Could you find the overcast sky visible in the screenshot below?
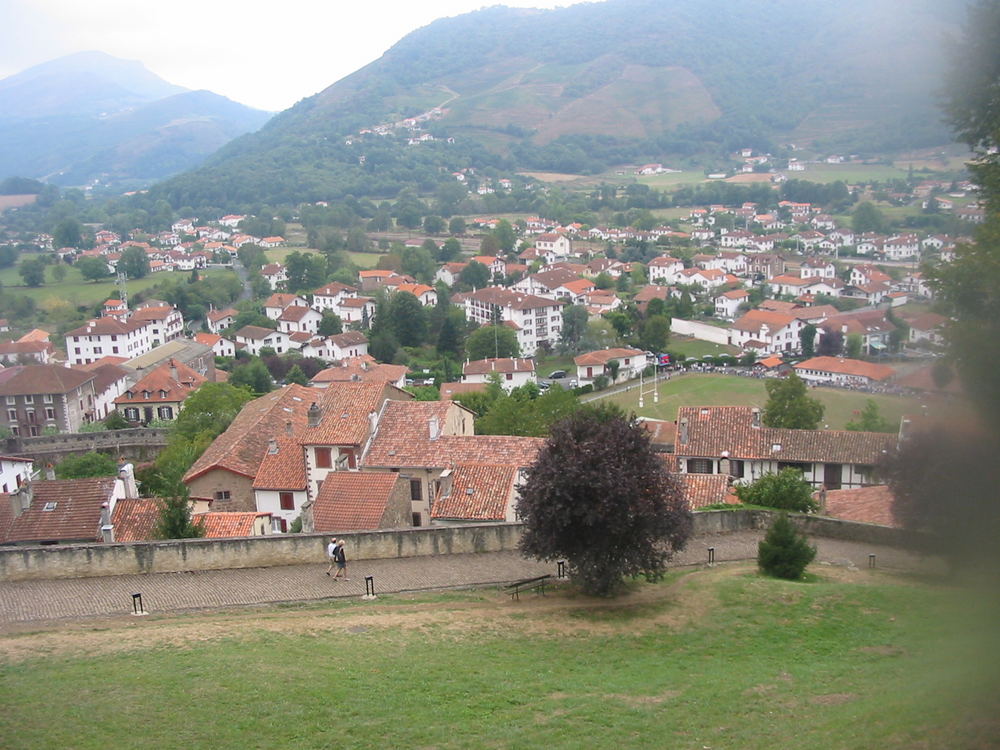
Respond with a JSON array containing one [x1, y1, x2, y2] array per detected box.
[[0, 0, 591, 112]]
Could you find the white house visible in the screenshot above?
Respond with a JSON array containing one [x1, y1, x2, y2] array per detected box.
[[234, 326, 291, 356], [312, 282, 358, 312], [264, 293, 308, 320], [459, 287, 564, 355], [131, 303, 185, 348], [647, 256, 684, 284], [194, 333, 236, 358], [793, 356, 895, 387], [534, 232, 572, 257], [66, 318, 154, 366], [462, 358, 536, 392], [277, 305, 323, 335], [729, 310, 804, 354], [714, 289, 749, 319], [574, 348, 648, 385], [0, 455, 34, 495]]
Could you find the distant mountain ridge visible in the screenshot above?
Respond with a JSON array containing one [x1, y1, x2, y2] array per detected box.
[[158, 0, 965, 208], [0, 51, 272, 187]]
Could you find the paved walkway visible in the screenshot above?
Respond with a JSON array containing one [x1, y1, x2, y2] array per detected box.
[[0, 531, 937, 628]]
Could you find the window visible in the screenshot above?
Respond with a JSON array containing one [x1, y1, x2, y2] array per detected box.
[[687, 458, 713, 474], [4, 396, 13, 405], [26, 410, 35, 424], [142, 391, 150, 400], [730, 460, 745, 479], [214, 490, 231, 501], [409, 479, 422, 501], [43, 394, 53, 404], [7, 409, 15, 421], [23, 395, 32, 404], [157, 406, 173, 420], [45, 408, 55, 420], [279, 492, 295, 510], [315, 447, 332, 468]]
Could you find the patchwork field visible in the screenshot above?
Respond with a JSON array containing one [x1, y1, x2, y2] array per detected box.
[[1, 565, 995, 749]]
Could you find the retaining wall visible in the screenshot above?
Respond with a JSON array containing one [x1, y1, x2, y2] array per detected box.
[[0, 511, 921, 582], [670, 318, 731, 346]]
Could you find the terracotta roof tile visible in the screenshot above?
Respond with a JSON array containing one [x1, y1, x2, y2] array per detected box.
[[675, 406, 896, 465], [819, 485, 895, 526], [3, 478, 116, 543], [794, 357, 895, 382], [0, 365, 94, 396], [431, 465, 517, 521], [675, 473, 738, 509], [463, 358, 535, 375], [252, 438, 307, 490], [116, 359, 206, 406], [574, 348, 645, 366], [195, 511, 270, 537], [110, 497, 160, 542], [312, 471, 402, 532]]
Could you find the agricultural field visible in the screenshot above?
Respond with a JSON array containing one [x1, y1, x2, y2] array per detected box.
[[0, 257, 233, 309], [1, 565, 995, 749], [603, 373, 937, 428]]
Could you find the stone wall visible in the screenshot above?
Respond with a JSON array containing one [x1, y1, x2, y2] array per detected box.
[[669, 318, 731, 346], [0, 511, 921, 582], [4, 428, 169, 465]]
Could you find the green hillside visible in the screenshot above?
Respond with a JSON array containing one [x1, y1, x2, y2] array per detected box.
[[156, 0, 963, 208]]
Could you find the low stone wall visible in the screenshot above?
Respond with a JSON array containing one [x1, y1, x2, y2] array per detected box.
[[6, 428, 169, 464], [0, 511, 921, 582], [0, 523, 524, 582]]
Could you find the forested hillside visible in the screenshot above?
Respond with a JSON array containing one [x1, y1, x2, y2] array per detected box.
[[157, 0, 962, 209]]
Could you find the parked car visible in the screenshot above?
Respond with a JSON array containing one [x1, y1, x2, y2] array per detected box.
[[548, 370, 568, 379]]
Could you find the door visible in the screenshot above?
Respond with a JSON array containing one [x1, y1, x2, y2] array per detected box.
[[823, 463, 842, 490]]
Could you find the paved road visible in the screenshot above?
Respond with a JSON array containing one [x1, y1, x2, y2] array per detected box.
[[0, 531, 936, 627]]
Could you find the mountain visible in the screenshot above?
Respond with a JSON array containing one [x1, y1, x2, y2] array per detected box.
[[158, 0, 964, 208], [0, 52, 272, 187]]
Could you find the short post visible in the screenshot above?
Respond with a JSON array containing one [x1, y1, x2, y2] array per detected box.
[[363, 575, 376, 600], [868, 553, 876, 569], [131, 592, 147, 616], [707, 547, 715, 565], [557, 560, 566, 578]]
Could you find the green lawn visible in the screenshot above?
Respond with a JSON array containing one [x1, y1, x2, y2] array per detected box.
[[603, 373, 928, 428], [0, 258, 234, 310], [1, 567, 996, 749]]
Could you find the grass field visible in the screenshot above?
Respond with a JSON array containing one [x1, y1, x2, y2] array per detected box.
[[603, 373, 930, 428], [1, 565, 996, 749], [0, 258, 234, 309]]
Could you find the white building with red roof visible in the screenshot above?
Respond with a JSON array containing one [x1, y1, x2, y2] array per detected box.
[[459, 287, 565, 355], [462, 358, 535, 392], [574, 348, 648, 385]]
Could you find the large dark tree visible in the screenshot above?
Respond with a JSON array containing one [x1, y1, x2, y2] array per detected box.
[[118, 246, 150, 279], [926, 0, 1000, 432], [465, 324, 519, 360], [882, 428, 1000, 568], [518, 409, 692, 596], [763, 373, 824, 429]]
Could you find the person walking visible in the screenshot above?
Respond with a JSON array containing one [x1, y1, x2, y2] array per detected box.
[[326, 538, 340, 576], [332, 538, 349, 581]]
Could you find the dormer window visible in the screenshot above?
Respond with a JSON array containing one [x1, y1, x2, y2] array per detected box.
[[159, 390, 168, 399], [142, 391, 150, 399]]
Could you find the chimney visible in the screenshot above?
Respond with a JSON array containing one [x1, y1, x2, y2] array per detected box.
[[678, 418, 688, 445], [285, 420, 293, 436], [10, 483, 32, 519], [429, 416, 441, 441], [44, 463, 55, 481], [169, 359, 178, 382], [307, 402, 321, 427], [118, 460, 138, 498], [267, 438, 279, 454], [751, 408, 761, 428]]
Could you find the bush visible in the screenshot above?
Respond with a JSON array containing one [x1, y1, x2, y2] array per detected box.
[[734, 468, 817, 512], [758, 513, 816, 580]]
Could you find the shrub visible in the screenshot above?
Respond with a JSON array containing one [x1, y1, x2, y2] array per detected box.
[[734, 468, 817, 512], [758, 513, 816, 580]]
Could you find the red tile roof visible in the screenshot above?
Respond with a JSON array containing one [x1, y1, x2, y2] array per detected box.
[[675, 406, 896, 465], [195, 511, 270, 537], [818, 485, 896, 526], [675, 473, 738, 509], [732, 310, 799, 334], [574, 348, 645, 366], [252, 438, 307, 490], [794, 357, 895, 382], [311, 362, 407, 386], [0, 365, 94, 396], [116, 359, 207, 406], [431, 465, 517, 521], [110, 497, 160, 542], [3, 478, 116, 543], [440, 382, 488, 399], [312, 471, 402, 532], [463, 358, 535, 375]]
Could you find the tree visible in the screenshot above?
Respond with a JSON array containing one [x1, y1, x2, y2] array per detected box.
[[763, 373, 824, 429], [172, 382, 254, 443], [493, 219, 516, 253], [882, 427, 1000, 568], [230, 359, 274, 394], [52, 217, 82, 249], [479, 234, 501, 255], [734, 468, 817, 512], [465, 325, 519, 360], [560, 305, 589, 351], [448, 217, 466, 235], [154, 489, 205, 540], [103, 411, 130, 430], [845, 399, 895, 433], [118, 246, 150, 279], [18, 258, 45, 287], [639, 314, 670, 353], [52, 263, 67, 282], [55, 452, 118, 479], [845, 333, 863, 359], [851, 202, 886, 234], [800, 323, 817, 358], [757, 513, 816, 580], [517, 410, 693, 596], [285, 364, 309, 385], [606, 359, 621, 382], [388, 291, 427, 346], [318, 312, 343, 336], [924, 1, 1000, 432], [459, 261, 490, 289], [436, 314, 462, 356], [423, 215, 446, 235], [438, 237, 461, 262], [817, 328, 843, 357]]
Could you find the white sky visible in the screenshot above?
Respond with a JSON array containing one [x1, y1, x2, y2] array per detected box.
[[0, 0, 591, 112]]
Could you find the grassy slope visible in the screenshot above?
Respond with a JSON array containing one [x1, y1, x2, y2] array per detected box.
[[1, 568, 995, 749], [602, 373, 932, 428]]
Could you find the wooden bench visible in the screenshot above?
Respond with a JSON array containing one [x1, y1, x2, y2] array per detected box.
[[505, 574, 552, 600]]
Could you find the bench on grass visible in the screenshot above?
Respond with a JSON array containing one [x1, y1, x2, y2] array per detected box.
[[505, 574, 552, 600]]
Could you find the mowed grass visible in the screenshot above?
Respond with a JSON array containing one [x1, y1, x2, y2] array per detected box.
[[1, 568, 996, 749], [0, 258, 234, 309], [603, 373, 930, 427]]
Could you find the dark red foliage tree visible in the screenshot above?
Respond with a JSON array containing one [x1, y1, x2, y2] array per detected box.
[[517, 409, 692, 596]]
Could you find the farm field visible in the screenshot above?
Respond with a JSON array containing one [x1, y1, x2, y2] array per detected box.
[[1, 565, 995, 749], [603, 373, 935, 428], [0, 257, 233, 309]]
